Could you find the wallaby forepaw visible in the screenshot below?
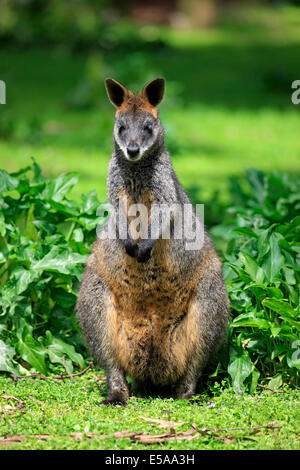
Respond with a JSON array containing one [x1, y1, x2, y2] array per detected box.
[[123, 239, 139, 258], [137, 245, 152, 263]]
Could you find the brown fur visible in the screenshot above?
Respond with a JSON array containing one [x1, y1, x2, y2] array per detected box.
[[76, 77, 230, 405], [118, 188, 153, 242], [93, 219, 221, 385], [95, 252, 196, 384], [116, 94, 158, 118]]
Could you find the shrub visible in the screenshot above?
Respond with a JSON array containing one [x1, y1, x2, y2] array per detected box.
[[212, 169, 300, 391], [0, 161, 105, 375]]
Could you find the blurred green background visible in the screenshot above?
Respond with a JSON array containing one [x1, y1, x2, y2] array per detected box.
[[0, 0, 300, 224]]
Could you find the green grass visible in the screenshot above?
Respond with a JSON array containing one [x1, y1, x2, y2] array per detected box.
[[0, 369, 299, 450]]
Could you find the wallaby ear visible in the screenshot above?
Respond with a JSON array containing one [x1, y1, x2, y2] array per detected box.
[[105, 78, 129, 108], [142, 78, 165, 107]]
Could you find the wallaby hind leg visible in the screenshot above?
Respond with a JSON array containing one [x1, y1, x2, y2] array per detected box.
[[98, 366, 129, 407], [176, 266, 229, 400], [175, 370, 198, 400], [76, 254, 129, 406]]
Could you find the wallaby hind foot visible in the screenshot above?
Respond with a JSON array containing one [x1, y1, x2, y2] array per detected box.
[[98, 367, 129, 407]]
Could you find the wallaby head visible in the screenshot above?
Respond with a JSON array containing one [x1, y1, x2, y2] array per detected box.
[[105, 77, 165, 162]]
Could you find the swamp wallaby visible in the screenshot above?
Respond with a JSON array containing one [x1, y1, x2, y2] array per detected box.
[[76, 77, 230, 406]]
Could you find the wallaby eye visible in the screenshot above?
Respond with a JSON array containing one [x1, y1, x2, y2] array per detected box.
[[118, 123, 125, 134], [144, 123, 153, 133]]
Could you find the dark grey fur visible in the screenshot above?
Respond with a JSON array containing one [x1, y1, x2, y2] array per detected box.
[[76, 78, 230, 406]]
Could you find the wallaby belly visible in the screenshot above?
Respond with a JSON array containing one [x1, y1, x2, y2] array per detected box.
[[107, 296, 199, 384]]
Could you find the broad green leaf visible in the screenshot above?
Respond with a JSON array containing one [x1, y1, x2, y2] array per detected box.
[[228, 348, 253, 393], [0, 340, 19, 374], [78, 216, 105, 231], [80, 190, 100, 214], [16, 335, 47, 374], [47, 200, 78, 216], [247, 169, 265, 203], [0, 212, 6, 237], [277, 215, 300, 236], [42, 172, 79, 202], [262, 233, 285, 282], [11, 267, 39, 295], [232, 317, 270, 329], [250, 367, 260, 394], [233, 227, 258, 238], [226, 262, 252, 284], [45, 331, 84, 369], [0, 170, 19, 194], [285, 284, 299, 305], [268, 375, 282, 390], [239, 251, 264, 283], [283, 267, 296, 285], [73, 228, 84, 242], [264, 287, 283, 299], [25, 204, 38, 241], [257, 229, 270, 263], [263, 298, 298, 317], [270, 326, 282, 338], [32, 246, 87, 275]]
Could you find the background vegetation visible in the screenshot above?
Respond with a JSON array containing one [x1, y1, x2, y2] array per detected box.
[[0, 0, 299, 450]]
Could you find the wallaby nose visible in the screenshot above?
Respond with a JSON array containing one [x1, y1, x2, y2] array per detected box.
[[127, 145, 140, 159]]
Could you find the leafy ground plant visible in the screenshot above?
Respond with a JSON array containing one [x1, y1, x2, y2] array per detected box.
[[212, 169, 300, 392], [0, 161, 105, 376]]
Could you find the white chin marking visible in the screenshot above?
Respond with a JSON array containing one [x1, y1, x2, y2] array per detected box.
[[125, 153, 142, 162]]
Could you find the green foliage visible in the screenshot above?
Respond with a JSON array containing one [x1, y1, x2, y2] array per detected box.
[[212, 169, 300, 392], [0, 161, 105, 375], [0, 0, 108, 48], [0, 0, 167, 53], [0, 164, 299, 394]]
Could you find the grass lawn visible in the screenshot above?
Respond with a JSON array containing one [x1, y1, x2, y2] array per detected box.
[[0, 368, 299, 450]]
